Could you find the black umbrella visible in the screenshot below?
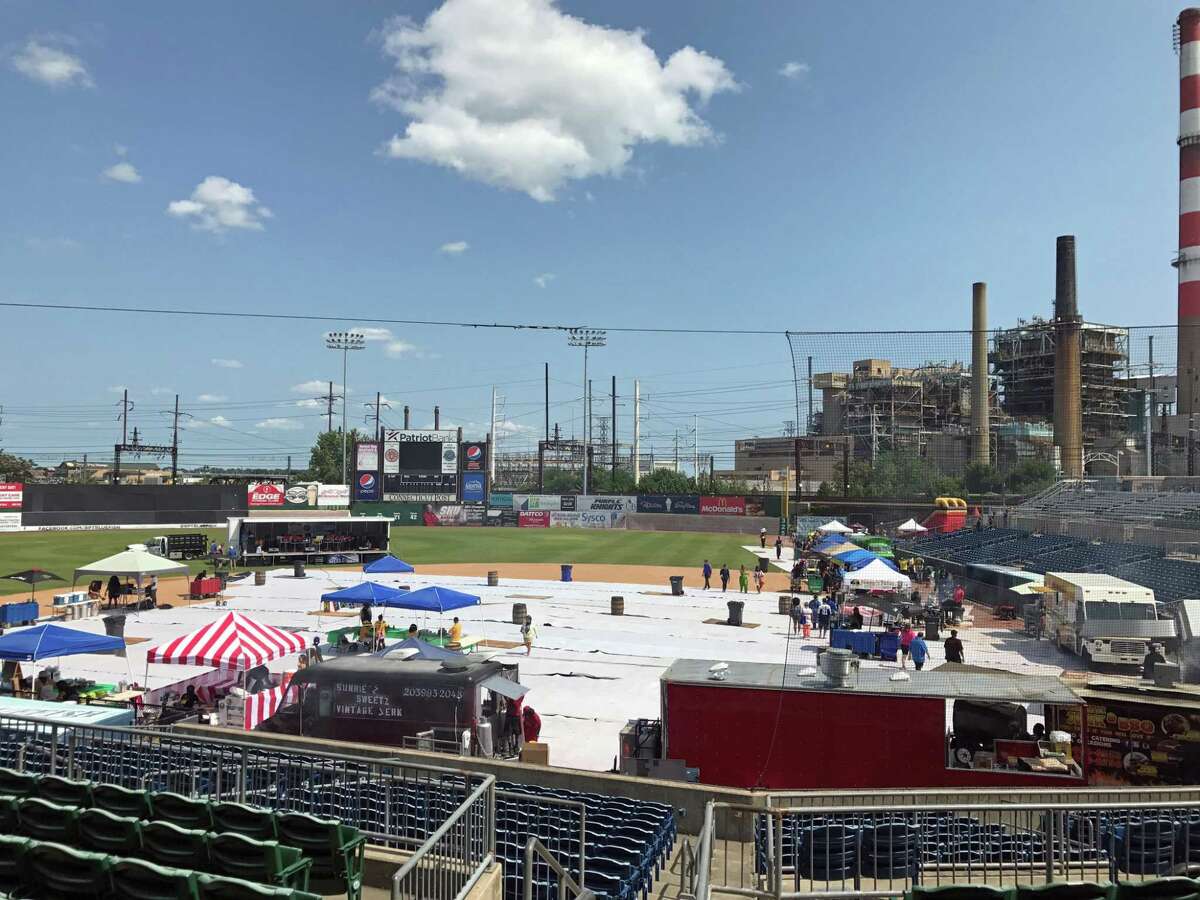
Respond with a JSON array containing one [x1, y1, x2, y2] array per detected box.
[[1, 569, 64, 603]]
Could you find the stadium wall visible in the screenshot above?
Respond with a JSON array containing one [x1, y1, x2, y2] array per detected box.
[[1007, 512, 1197, 552], [20, 484, 246, 526], [626, 512, 779, 535]]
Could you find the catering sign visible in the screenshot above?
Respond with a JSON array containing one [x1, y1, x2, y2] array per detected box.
[[0, 483, 24, 509], [247, 482, 286, 507], [700, 496, 746, 516]]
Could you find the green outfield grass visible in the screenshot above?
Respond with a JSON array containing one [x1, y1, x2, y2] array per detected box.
[[0, 526, 763, 596]]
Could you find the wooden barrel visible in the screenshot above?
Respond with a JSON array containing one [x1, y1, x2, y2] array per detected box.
[[254, 571, 266, 587], [512, 602, 527, 625], [487, 570, 499, 587], [611, 596, 624, 616], [778, 595, 792, 615]]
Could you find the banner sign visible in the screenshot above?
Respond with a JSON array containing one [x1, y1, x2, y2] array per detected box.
[[636, 494, 700, 514], [461, 472, 486, 503], [247, 482, 286, 508], [700, 495, 746, 516], [515, 494, 561, 512], [1061, 700, 1193, 786], [0, 483, 22, 510], [461, 441, 487, 472], [485, 509, 519, 527], [549, 511, 579, 528], [382, 429, 459, 500], [423, 503, 485, 526], [576, 495, 636, 513], [355, 471, 380, 502], [356, 442, 379, 472], [317, 484, 350, 507], [0, 513, 21, 532], [581, 510, 621, 528], [488, 492, 513, 509], [518, 510, 550, 528]]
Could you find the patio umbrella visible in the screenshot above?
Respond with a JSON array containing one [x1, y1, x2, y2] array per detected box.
[[1, 569, 64, 602]]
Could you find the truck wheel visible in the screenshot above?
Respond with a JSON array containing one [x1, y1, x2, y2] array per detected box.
[[1081, 646, 1094, 669]]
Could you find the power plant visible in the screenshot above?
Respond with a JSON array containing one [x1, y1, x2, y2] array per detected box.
[[1178, 8, 1200, 416]]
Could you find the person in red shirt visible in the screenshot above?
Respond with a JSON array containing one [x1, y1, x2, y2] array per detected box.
[[522, 706, 542, 743]]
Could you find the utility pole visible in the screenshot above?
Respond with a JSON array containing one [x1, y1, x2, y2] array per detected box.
[[674, 430, 679, 473], [287, 455, 292, 477], [544, 363, 550, 444], [633, 380, 641, 486], [327, 382, 334, 433], [693, 414, 699, 483], [807, 356, 814, 434], [490, 387, 498, 486], [611, 375, 617, 477], [567, 328, 606, 495], [170, 393, 180, 485], [374, 391, 382, 443], [120, 389, 131, 444]]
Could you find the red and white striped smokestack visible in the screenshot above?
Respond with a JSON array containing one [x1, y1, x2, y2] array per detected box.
[[1178, 8, 1200, 415]]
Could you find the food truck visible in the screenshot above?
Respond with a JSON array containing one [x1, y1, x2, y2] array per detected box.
[[259, 655, 527, 757], [659, 656, 1086, 790], [1043, 573, 1175, 669]]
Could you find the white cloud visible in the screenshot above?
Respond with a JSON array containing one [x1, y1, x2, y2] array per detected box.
[[372, 0, 737, 201], [11, 39, 93, 89], [149, 387, 173, 396], [210, 358, 243, 369], [167, 176, 272, 233], [354, 327, 394, 342], [102, 161, 141, 184], [196, 394, 227, 403], [294, 398, 323, 409], [292, 380, 344, 395], [386, 340, 417, 358], [440, 240, 469, 254], [778, 61, 810, 79], [495, 419, 532, 434], [533, 272, 555, 288], [209, 416, 232, 427], [256, 418, 303, 431]]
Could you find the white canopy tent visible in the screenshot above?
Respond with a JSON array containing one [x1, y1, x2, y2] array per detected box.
[[844, 558, 912, 593], [896, 518, 928, 535], [816, 520, 853, 534], [75, 545, 189, 580]]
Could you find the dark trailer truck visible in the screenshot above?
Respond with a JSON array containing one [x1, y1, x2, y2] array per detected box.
[[259, 656, 526, 757]]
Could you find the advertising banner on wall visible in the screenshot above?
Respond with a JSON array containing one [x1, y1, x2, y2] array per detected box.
[[581, 510, 622, 528], [576, 495, 636, 513], [1061, 700, 1200, 786], [514, 495, 562, 512], [317, 484, 350, 507], [423, 503, 485, 526], [636, 494, 700, 514], [518, 510, 550, 528], [0, 483, 22, 510], [461, 472, 486, 503], [700, 496, 746, 516], [355, 472, 380, 502], [549, 511, 579, 528], [356, 442, 379, 473], [382, 429, 459, 500], [461, 441, 487, 472], [0, 513, 21, 532], [488, 492, 513, 509], [247, 482, 286, 508], [485, 509, 519, 527]]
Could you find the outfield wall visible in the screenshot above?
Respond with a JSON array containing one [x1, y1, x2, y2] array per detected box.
[[20, 484, 245, 527], [625, 511, 778, 535]]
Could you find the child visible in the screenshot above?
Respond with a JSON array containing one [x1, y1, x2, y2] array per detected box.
[[753, 567, 764, 593], [738, 565, 749, 594], [521, 615, 537, 656]]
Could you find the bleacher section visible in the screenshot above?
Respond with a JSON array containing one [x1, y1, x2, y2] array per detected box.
[[899, 525, 1200, 603], [0, 723, 675, 900], [1018, 480, 1200, 529]]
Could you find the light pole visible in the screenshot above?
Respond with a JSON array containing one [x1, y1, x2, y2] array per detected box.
[[567, 327, 606, 495], [324, 331, 365, 485]]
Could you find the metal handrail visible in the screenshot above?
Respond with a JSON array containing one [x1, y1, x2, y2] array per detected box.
[[692, 799, 716, 900], [391, 773, 496, 900], [498, 788, 587, 890], [524, 838, 596, 900]]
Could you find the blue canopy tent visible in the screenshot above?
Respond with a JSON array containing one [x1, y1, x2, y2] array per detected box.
[[0, 624, 125, 662], [375, 637, 462, 661], [362, 555, 415, 574], [320, 581, 409, 609], [378, 586, 480, 614], [834, 549, 900, 572]]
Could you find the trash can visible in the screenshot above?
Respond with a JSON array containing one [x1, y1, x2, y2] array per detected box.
[[561, 564, 573, 583], [254, 571, 266, 587], [487, 570, 499, 587], [925, 614, 940, 642], [669, 575, 685, 596], [611, 596, 624, 616], [778, 595, 793, 615], [758, 557, 770, 573], [727, 600, 745, 627], [293, 560, 306, 578], [512, 602, 527, 625]]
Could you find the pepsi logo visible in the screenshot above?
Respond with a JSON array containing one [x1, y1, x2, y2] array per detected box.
[[466, 445, 483, 461], [358, 474, 376, 490]]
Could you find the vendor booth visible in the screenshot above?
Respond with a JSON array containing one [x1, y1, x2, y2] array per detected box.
[[74, 545, 187, 609], [817, 520, 853, 534], [844, 558, 911, 593], [363, 555, 415, 574], [320, 581, 408, 610], [0, 624, 128, 703]]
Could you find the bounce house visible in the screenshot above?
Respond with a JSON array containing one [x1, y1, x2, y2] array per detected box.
[[921, 496, 968, 533]]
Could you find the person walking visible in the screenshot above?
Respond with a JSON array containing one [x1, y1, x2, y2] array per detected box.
[[817, 598, 831, 637], [738, 565, 749, 594], [775, 535, 783, 560], [374, 614, 387, 651], [944, 629, 965, 664], [760, 527, 767, 549], [790, 598, 805, 635], [106, 574, 121, 608], [702, 560, 713, 590], [753, 567, 764, 594], [719, 564, 730, 592], [899, 623, 917, 670], [910, 632, 929, 671], [521, 615, 537, 656]]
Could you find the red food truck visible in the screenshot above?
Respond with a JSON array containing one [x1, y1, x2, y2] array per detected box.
[[660, 656, 1087, 790]]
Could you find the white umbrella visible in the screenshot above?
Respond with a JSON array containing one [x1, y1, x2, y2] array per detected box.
[[845, 558, 912, 593], [896, 518, 928, 534], [74, 544, 188, 579], [817, 520, 853, 534]]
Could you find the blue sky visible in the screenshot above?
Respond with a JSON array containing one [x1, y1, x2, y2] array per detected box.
[[0, 0, 1185, 471]]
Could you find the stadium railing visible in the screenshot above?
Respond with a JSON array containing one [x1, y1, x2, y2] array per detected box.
[[522, 837, 595, 900], [690, 792, 1200, 900]]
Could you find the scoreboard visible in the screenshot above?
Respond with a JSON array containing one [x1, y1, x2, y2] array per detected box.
[[381, 429, 459, 501]]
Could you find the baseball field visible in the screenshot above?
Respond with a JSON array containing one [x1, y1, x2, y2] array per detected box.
[[0, 527, 769, 597]]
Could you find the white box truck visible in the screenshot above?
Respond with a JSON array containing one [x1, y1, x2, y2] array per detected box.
[[1044, 572, 1175, 668]]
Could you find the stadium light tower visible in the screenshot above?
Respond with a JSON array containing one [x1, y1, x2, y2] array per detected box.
[[567, 327, 606, 495], [324, 331, 366, 485]]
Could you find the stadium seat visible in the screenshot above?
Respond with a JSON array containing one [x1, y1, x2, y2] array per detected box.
[[35, 774, 93, 808], [1111, 877, 1200, 900], [108, 858, 201, 900], [206, 833, 311, 891], [151, 792, 215, 831], [274, 811, 366, 900], [78, 807, 143, 855], [909, 888, 1009, 900], [0, 769, 35, 799], [212, 802, 277, 841], [0, 836, 27, 895], [23, 841, 111, 899], [142, 821, 212, 872], [1014, 884, 1111, 900], [0, 797, 17, 834], [195, 873, 322, 900], [16, 798, 78, 844], [93, 782, 153, 820]]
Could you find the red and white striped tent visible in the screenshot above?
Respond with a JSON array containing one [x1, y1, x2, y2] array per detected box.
[[146, 611, 306, 671]]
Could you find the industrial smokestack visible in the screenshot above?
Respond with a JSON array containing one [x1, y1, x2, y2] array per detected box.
[[434, 406, 440, 430], [971, 282, 990, 466], [403, 405, 410, 429], [1178, 8, 1200, 415], [1053, 235, 1084, 478]]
